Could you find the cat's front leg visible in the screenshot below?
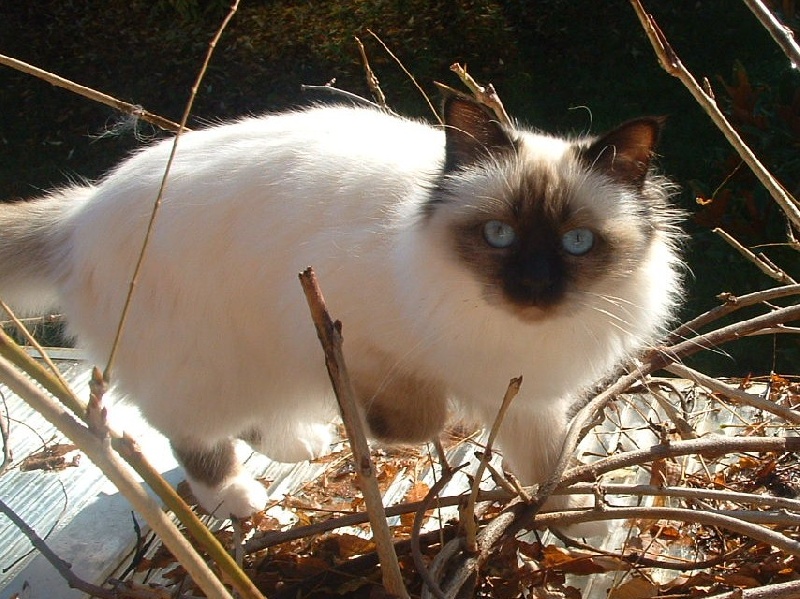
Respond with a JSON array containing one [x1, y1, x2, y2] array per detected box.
[[241, 421, 335, 463], [494, 402, 606, 537], [353, 366, 448, 444], [172, 438, 268, 518], [493, 402, 566, 486]]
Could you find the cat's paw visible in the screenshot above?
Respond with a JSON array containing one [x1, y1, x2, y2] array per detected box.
[[189, 472, 269, 519], [260, 422, 335, 463], [542, 493, 609, 539], [298, 422, 335, 460]]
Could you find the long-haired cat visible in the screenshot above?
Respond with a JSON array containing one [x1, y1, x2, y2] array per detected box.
[[0, 94, 682, 518]]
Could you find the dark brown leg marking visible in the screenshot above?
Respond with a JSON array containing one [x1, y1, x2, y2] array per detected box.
[[356, 372, 448, 444], [172, 438, 238, 487]]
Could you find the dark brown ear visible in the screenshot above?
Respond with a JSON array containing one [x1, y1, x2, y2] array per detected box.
[[581, 117, 665, 188], [442, 94, 516, 172]]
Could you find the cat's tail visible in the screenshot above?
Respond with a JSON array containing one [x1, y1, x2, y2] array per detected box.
[[0, 187, 92, 314]]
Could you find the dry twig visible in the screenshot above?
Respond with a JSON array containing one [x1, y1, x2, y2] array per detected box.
[[0, 355, 237, 599], [742, 0, 800, 68], [713, 227, 797, 284], [0, 497, 117, 598], [299, 266, 409, 599], [464, 377, 521, 553], [0, 54, 182, 133], [355, 36, 387, 108], [449, 63, 512, 127], [367, 29, 442, 125], [104, 0, 240, 381], [630, 0, 800, 232]]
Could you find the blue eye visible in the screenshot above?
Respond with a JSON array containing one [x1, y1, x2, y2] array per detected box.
[[483, 220, 517, 248], [561, 228, 594, 255]]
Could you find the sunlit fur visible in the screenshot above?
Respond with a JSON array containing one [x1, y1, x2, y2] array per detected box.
[[0, 101, 683, 517]]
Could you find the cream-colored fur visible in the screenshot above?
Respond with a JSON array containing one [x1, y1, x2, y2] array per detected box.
[[0, 101, 682, 517]]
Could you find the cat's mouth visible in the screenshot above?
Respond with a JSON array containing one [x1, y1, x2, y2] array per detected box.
[[488, 295, 576, 323]]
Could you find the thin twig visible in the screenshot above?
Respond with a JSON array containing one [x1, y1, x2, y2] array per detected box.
[[0, 299, 79, 416], [355, 36, 387, 108], [299, 84, 383, 109], [706, 578, 800, 599], [367, 29, 442, 125], [0, 355, 236, 599], [714, 227, 797, 284], [436, 302, 800, 595], [1, 390, 12, 476], [0, 497, 118, 598], [104, 0, 240, 381], [565, 482, 800, 513], [664, 303, 800, 361], [298, 267, 409, 599], [0, 327, 84, 418], [533, 505, 800, 556], [1, 322, 252, 591], [647, 384, 698, 439], [464, 377, 521, 552], [0, 53, 182, 133], [563, 433, 800, 486], [668, 285, 800, 343], [665, 362, 800, 424], [449, 63, 512, 127], [630, 0, 800, 232], [0, 313, 63, 329], [742, 0, 800, 68], [411, 464, 465, 599], [421, 538, 465, 599]]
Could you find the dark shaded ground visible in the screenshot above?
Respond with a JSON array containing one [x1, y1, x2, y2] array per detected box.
[[0, 0, 797, 373]]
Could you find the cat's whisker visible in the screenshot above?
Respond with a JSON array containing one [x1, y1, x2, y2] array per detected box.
[[0, 92, 684, 524]]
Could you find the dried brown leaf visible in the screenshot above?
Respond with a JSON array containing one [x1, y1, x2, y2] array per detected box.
[[608, 577, 659, 599]]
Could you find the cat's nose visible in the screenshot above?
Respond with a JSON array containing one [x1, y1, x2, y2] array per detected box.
[[506, 254, 565, 307]]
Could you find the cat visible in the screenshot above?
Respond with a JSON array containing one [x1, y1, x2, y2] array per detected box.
[[0, 94, 683, 519]]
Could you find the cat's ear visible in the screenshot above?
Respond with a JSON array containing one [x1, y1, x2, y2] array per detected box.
[[442, 94, 516, 172], [581, 117, 665, 188]]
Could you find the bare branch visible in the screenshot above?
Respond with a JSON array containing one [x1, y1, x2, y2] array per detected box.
[[629, 0, 800, 232], [742, 0, 800, 68], [714, 227, 797, 284], [464, 377, 521, 553], [299, 266, 409, 599], [665, 362, 800, 424], [367, 29, 442, 125], [355, 36, 387, 108], [533, 506, 800, 556], [0, 53, 182, 133], [449, 63, 512, 127], [300, 83, 383, 109], [668, 285, 800, 343], [0, 497, 118, 598], [563, 434, 800, 486], [0, 355, 236, 599], [104, 0, 241, 381]]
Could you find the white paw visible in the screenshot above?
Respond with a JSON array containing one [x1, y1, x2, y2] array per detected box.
[[542, 493, 609, 539], [262, 422, 335, 463], [299, 422, 335, 460], [189, 472, 269, 519]]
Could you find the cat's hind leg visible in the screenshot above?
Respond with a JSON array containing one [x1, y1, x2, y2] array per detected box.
[[172, 437, 268, 518], [241, 421, 335, 464]]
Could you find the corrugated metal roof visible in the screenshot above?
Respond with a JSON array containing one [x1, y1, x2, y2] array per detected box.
[[1, 352, 787, 598]]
